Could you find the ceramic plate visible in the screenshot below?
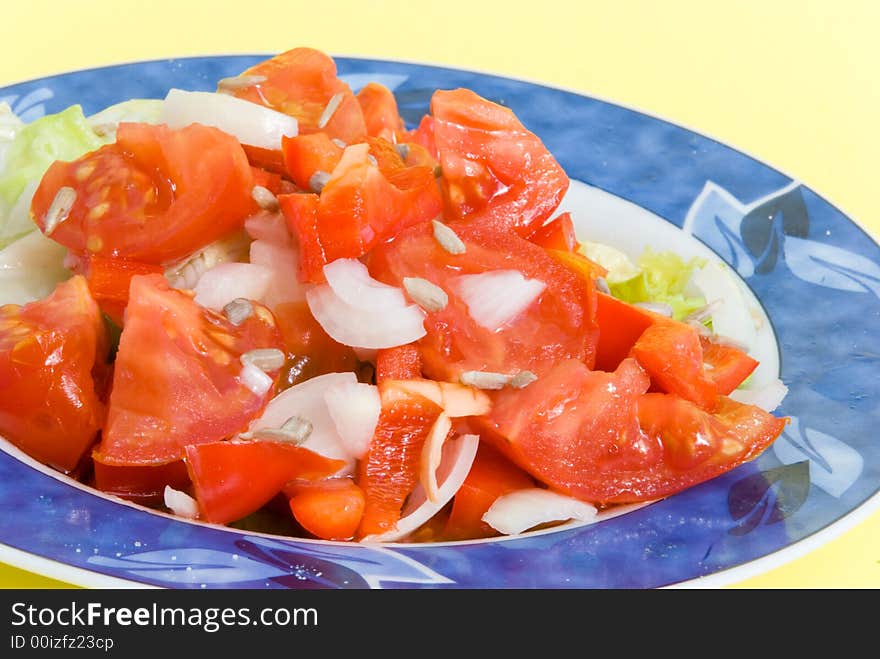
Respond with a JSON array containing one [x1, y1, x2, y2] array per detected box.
[[1, 55, 879, 589]]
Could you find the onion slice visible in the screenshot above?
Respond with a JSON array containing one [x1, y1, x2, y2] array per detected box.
[[453, 270, 546, 331], [729, 377, 789, 412], [193, 262, 272, 311], [243, 372, 358, 472], [306, 284, 426, 350], [323, 258, 408, 311], [163, 485, 200, 519], [360, 433, 480, 543], [419, 412, 452, 504], [482, 488, 598, 535], [160, 88, 298, 150], [323, 381, 382, 460]]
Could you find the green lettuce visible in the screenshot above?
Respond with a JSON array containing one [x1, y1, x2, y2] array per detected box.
[[608, 247, 707, 320], [0, 104, 104, 246]]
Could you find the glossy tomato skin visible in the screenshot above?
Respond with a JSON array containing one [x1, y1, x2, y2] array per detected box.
[[368, 221, 599, 381], [630, 393, 788, 502], [185, 440, 345, 524], [481, 357, 654, 504], [32, 122, 254, 267], [280, 143, 442, 282], [429, 88, 569, 237], [92, 274, 284, 468], [0, 276, 108, 473], [356, 82, 405, 141], [229, 47, 367, 144]]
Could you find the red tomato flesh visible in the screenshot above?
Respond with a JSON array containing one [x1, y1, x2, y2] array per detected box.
[[0, 276, 108, 473]]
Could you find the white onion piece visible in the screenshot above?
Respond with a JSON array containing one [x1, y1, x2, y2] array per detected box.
[[306, 284, 426, 350], [482, 488, 598, 536], [323, 258, 408, 311], [245, 210, 292, 246], [240, 362, 274, 397], [160, 88, 298, 150], [323, 381, 381, 460], [453, 270, 546, 331], [163, 486, 200, 519], [687, 261, 758, 353], [420, 413, 452, 504], [249, 240, 309, 307], [245, 372, 357, 471], [360, 433, 480, 543], [729, 377, 789, 412], [193, 262, 272, 311]]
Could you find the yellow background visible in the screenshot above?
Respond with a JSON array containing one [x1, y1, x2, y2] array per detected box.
[[0, 0, 878, 588]]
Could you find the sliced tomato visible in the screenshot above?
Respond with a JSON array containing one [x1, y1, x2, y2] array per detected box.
[[70, 254, 163, 326], [368, 221, 598, 381], [229, 47, 367, 144], [407, 114, 438, 159], [430, 88, 569, 237], [375, 344, 422, 383], [594, 292, 657, 372], [32, 122, 254, 267], [481, 357, 653, 504], [631, 320, 720, 410], [700, 335, 759, 394], [632, 393, 788, 500], [444, 442, 535, 540], [92, 460, 190, 506], [243, 145, 288, 178], [356, 385, 443, 538], [356, 82, 405, 141], [185, 440, 346, 524], [279, 143, 443, 282], [286, 477, 366, 541], [92, 274, 284, 468], [527, 212, 580, 252], [271, 300, 359, 388], [0, 276, 108, 473], [281, 132, 344, 191]]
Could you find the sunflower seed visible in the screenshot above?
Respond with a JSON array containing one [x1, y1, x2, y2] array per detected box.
[[460, 370, 511, 390], [240, 415, 313, 445], [43, 187, 77, 235], [223, 298, 254, 326], [217, 74, 267, 92], [509, 370, 538, 389], [331, 138, 348, 149], [395, 143, 410, 160], [403, 277, 448, 312], [431, 220, 466, 255], [595, 277, 611, 295], [251, 185, 279, 211], [317, 92, 344, 129], [240, 348, 286, 372], [309, 170, 331, 193]]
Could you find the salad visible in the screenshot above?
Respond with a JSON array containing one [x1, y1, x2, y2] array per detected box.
[[0, 47, 789, 543]]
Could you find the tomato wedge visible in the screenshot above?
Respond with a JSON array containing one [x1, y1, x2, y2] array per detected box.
[[527, 212, 580, 252], [368, 221, 598, 381], [32, 122, 255, 267], [185, 440, 346, 524], [632, 393, 788, 500], [356, 384, 444, 538], [699, 335, 759, 394], [482, 357, 653, 504], [429, 88, 569, 237], [93, 274, 284, 468], [375, 344, 423, 383], [279, 142, 442, 282], [356, 82, 405, 141], [0, 276, 108, 473], [228, 47, 367, 144]]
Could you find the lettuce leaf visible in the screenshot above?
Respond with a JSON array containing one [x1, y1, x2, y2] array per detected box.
[[608, 247, 706, 320], [0, 104, 104, 247]]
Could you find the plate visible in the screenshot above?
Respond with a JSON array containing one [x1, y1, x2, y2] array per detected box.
[[1, 55, 879, 589]]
